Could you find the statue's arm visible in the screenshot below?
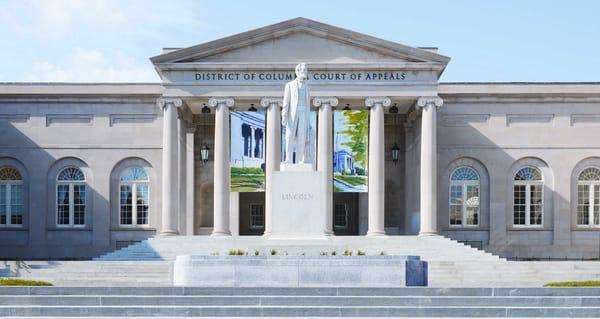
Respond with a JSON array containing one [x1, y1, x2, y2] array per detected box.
[[282, 83, 290, 125]]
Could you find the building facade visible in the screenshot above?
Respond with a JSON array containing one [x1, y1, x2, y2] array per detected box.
[[1, 18, 600, 259]]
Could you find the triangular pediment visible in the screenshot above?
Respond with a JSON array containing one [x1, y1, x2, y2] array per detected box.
[[150, 17, 450, 65]]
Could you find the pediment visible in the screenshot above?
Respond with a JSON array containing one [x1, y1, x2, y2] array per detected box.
[[151, 17, 450, 65]]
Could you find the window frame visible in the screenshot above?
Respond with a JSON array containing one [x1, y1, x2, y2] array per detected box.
[[249, 203, 265, 229], [55, 166, 86, 228], [118, 167, 150, 227], [448, 166, 480, 228], [0, 167, 23, 228], [334, 203, 349, 230], [576, 167, 600, 228], [512, 166, 544, 228]]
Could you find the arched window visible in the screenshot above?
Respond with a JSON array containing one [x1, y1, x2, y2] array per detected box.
[[119, 167, 149, 226], [577, 167, 600, 227], [449, 166, 480, 226], [56, 167, 86, 226], [0, 167, 23, 227], [513, 166, 543, 227]]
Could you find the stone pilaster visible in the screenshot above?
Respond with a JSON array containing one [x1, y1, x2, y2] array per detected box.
[[157, 98, 183, 236], [185, 126, 196, 236], [260, 97, 283, 236], [208, 97, 235, 236], [313, 96, 338, 235], [365, 96, 391, 236], [416, 96, 443, 236]]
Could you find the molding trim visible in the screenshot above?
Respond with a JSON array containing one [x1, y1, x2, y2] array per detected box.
[[416, 96, 443, 110], [506, 114, 554, 127], [208, 97, 235, 108], [312, 96, 339, 108], [442, 114, 490, 127], [259, 96, 283, 108], [571, 114, 600, 126], [156, 98, 183, 110], [46, 114, 93, 127], [109, 114, 157, 127], [364, 96, 391, 108]]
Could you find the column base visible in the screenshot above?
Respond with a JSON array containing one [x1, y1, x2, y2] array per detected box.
[[366, 231, 386, 237], [159, 230, 179, 236], [210, 231, 232, 237], [418, 231, 439, 237]]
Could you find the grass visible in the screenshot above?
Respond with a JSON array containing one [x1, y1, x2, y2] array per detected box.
[[334, 174, 367, 187], [545, 281, 600, 287], [0, 278, 52, 286]]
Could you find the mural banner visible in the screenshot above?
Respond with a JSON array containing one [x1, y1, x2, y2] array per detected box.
[[230, 111, 266, 192], [333, 110, 369, 192]]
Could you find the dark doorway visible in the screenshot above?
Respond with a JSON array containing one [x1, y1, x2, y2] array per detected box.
[[333, 193, 359, 235]]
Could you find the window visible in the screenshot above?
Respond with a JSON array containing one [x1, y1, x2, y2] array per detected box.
[[334, 203, 348, 229], [0, 167, 23, 227], [249, 203, 264, 229], [56, 167, 86, 226], [449, 166, 480, 226], [513, 166, 543, 227], [577, 167, 600, 227], [119, 167, 149, 226]]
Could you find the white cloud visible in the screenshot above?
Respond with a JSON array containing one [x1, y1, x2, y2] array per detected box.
[[29, 48, 159, 82]]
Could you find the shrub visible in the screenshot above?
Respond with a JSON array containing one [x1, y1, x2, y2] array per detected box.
[[545, 281, 600, 287], [343, 249, 353, 256], [270, 249, 277, 256], [228, 249, 245, 256], [357, 250, 366, 256], [320, 251, 328, 256], [331, 251, 337, 256], [0, 278, 52, 286], [379, 251, 386, 256], [254, 250, 260, 256]]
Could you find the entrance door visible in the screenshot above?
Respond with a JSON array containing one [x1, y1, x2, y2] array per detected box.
[[333, 193, 359, 235]]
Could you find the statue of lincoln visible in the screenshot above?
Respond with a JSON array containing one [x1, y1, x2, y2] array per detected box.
[[282, 62, 311, 164]]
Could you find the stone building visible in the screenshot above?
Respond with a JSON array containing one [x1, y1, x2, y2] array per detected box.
[[1, 18, 600, 259]]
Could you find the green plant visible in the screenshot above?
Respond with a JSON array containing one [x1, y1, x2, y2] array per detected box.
[[357, 250, 366, 256], [254, 250, 260, 256], [331, 250, 337, 256], [545, 281, 600, 287], [379, 251, 386, 256], [270, 249, 277, 256], [228, 249, 245, 256], [320, 251, 328, 256], [0, 278, 52, 286], [343, 249, 353, 256]]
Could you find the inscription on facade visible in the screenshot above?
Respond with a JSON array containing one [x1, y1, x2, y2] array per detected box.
[[195, 71, 408, 82], [281, 193, 314, 201]]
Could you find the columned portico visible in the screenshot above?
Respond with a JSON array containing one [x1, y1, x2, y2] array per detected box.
[[365, 96, 391, 236], [209, 97, 235, 236], [313, 96, 338, 235], [261, 97, 283, 236], [417, 96, 443, 236], [157, 98, 183, 236]]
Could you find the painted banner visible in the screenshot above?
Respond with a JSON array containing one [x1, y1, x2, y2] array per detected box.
[[333, 110, 368, 192], [230, 111, 266, 192]]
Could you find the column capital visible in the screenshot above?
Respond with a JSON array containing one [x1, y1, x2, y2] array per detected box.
[[312, 96, 339, 108], [157, 98, 183, 110], [260, 97, 283, 108], [208, 97, 235, 108], [365, 97, 391, 108], [416, 96, 443, 110]]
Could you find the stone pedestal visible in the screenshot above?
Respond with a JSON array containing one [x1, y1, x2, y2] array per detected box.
[[270, 164, 327, 238]]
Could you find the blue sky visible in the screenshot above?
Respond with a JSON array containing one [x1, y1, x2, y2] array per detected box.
[[1, 0, 598, 83]]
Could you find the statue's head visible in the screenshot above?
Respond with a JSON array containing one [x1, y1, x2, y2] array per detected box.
[[295, 63, 308, 80]]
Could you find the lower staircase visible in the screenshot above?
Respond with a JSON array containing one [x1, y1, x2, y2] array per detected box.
[[2, 286, 600, 317]]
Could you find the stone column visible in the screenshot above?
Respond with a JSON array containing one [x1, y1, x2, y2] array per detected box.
[[417, 96, 443, 236], [260, 97, 283, 236], [157, 98, 182, 236], [365, 97, 391, 236], [314, 96, 338, 235], [208, 97, 235, 236], [185, 126, 196, 236], [178, 116, 187, 235]]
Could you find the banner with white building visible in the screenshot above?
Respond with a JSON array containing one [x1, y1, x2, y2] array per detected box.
[[333, 110, 368, 192]]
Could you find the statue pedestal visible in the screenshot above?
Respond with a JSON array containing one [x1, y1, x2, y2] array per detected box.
[[270, 164, 327, 238]]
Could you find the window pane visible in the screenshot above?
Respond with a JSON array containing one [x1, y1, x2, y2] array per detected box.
[[529, 184, 543, 225], [595, 185, 600, 225], [513, 185, 526, 225], [57, 185, 70, 225], [334, 203, 348, 228], [466, 207, 478, 225], [450, 205, 462, 225], [450, 185, 462, 205], [0, 185, 6, 225], [136, 184, 149, 225], [250, 203, 264, 228], [578, 184, 590, 225], [10, 184, 23, 225], [120, 185, 133, 225], [73, 185, 85, 225]]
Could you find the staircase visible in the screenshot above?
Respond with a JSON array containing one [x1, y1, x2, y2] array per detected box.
[[2, 286, 600, 317]]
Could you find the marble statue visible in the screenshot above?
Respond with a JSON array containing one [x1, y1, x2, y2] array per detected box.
[[282, 63, 312, 164]]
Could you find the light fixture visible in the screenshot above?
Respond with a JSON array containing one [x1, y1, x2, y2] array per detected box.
[[391, 143, 400, 165], [201, 144, 210, 163], [389, 103, 399, 114], [248, 103, 257, 112], [343, 103, 351, 111], [201, 103, 210, 114]]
